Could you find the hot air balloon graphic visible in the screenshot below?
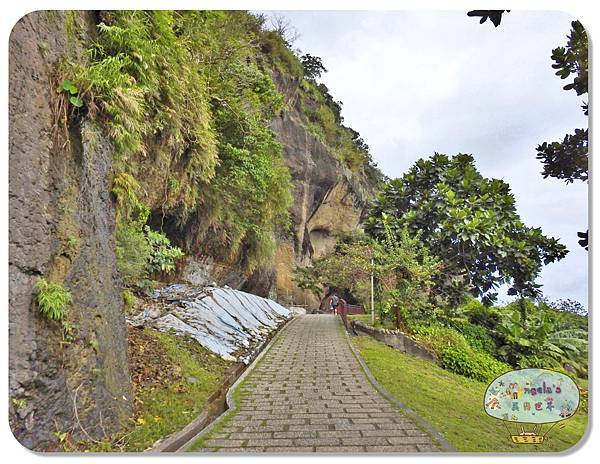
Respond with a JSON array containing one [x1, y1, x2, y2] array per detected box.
[[483, 368, 580, 444]]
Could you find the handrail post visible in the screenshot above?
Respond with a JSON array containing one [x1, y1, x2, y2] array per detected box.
[[370, 258, 375, 325]]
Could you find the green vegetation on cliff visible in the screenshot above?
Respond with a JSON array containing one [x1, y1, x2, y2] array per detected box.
[[34, 278, 71, 322], [59, 11, 379, 280]]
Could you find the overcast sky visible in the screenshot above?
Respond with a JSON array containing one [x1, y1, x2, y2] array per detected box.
[[270, 10, 588, 306]]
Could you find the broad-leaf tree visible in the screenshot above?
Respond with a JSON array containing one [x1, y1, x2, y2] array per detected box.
[[366, 153, 568, 318], [300, 53, 327, 80], [536, 20, 589, 249], [293, 228, 440, 328]]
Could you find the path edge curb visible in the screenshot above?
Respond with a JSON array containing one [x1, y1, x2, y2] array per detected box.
[[177, 315, 300, 452], [344, 328, 457, 452]]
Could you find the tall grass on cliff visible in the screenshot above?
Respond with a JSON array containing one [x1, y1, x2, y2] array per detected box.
[[62, 11, 294, 273]]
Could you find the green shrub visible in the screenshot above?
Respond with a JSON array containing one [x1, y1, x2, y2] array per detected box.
[[441, 347, 510, 382], [34, 279, 72, 321], [115, 195, 185, 286], [415, 325, 510, 382], [122, 289, 137, 312], [144, 226, 185, 273], [450, 320, 498, 355], [414, 325, 471, 353]]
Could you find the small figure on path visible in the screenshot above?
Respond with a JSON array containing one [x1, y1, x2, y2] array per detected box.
[[329, 291, 340, 315]]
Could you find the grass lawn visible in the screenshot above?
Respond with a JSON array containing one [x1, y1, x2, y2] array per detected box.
[[352, 335, 588, 453], [119, 329, 232, 451]]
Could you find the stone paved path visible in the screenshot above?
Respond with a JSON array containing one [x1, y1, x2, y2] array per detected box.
[[197, 315, 442, 453]]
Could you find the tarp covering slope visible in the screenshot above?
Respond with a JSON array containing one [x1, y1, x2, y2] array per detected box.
[[130, 285, 290, 363]]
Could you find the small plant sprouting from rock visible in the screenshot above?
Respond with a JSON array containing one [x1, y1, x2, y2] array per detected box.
[[62, 235, 80, 258], [11, 398, 27, 410], [60, 80, 83, 108], [34, 278, 72, 321], [122, 289, 136, 313], [61, 320, 77, 345]]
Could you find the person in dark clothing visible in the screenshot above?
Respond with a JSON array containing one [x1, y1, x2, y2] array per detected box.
[[329, 292, 340, 315]]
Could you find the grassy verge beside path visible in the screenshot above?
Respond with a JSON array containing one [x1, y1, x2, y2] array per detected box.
[[352, 335, 588, 453]]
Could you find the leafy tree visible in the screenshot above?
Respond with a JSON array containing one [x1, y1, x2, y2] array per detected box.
[[375, 217, 441, 328], [536, 20, 589, 249], [301, 54, 327, 80], [293, 226, 440, 329], [550, 21, 588, 98], [536, 128, 588, 183], [366, 153, 568, 317], [549, 298, 588, 317]]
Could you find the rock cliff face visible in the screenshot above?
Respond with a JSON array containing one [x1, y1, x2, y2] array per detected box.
[[179, 78, 375, 308], [9, 11, 132, 450], [269, 77, 374, 308], [8, 11, 374, 450]]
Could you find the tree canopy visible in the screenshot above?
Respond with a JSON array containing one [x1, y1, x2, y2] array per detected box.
[[365, 153, 568, 307], [293, 227, 440, 328], [300, 53, 327, 80], [536, 20, 589, 186]]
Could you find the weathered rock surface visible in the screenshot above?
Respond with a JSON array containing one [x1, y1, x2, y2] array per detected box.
[[268, 75, 374, 309], [179, 75, 375, 310], [8, 10, 373, 451], [9, 11, 132, 450]]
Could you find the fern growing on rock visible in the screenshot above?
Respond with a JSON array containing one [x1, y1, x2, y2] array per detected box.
[[34, 278, 72, 321]]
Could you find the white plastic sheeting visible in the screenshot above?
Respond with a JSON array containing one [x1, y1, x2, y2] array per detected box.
[[132, 285, 290, 363]]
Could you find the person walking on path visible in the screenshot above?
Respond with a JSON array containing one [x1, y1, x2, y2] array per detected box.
[[329, 291, 340, 316]]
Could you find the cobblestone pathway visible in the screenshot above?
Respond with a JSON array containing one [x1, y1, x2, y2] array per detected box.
[[196, 315, 443, 453]]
